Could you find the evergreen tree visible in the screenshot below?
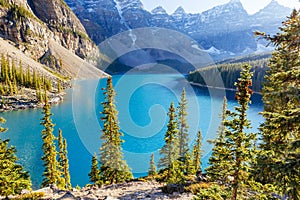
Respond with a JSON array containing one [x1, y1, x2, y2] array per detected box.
[[40, 96, 60, 187], [0, 117, 31, 196], [148, 153, 157, 176], [206, 97, 232, 184], [177, 88, 189, 159], [62, 138, 71, 189], [223, 64, 256, 200], [18, 61, 24, 86], [58, 129, 71, 189], [158, 102, 183, 183], [89, 153, 100, 184], [192, 130, 203, 173], [57, 79, 62, 94], [255, 9, 300, 199], [99, 77, 133, 184]]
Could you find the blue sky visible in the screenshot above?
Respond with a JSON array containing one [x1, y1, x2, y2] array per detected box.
[[140, 0, 300, 14]]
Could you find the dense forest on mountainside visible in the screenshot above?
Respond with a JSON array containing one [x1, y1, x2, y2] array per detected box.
[[188, 56, 269, 92]]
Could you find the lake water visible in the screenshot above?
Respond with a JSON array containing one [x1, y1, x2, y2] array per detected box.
[[0, 74, 264, 188]]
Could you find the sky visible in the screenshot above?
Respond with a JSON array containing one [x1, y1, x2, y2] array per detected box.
[[140, 0, 300, 15]]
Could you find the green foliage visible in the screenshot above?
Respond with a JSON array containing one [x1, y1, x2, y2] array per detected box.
[[177, 88, 189, 158], [192, 130, 203, 173], [188, 57, 268, 92], [0, 0, 10, 8], [40, 97, 60, 187], [0, 55, 58, 96], [10, 4, 35, 20], [223, 64, 256, 200], [88, 153, 100, 185], [196, 184, 231, 200], [13, 192, 45, 200], [255, 9, 300, 199], [158, 102, 182, 183], [148, 153, 157, 176], [98, 77, 133, 184], [0, 117, 32, 196], [206, 97, 232, 184], [58, 129, 71, 189]]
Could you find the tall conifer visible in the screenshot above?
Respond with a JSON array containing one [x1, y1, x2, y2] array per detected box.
[[206, 97, 232, 184], [192, 130, 203, 173], [99, 77, 133, 184], [89, 153, 100, 184], [223, 64, 255, 200], [40, 96, 60, 187], [177, 88, 189, 159], [158, 102, 183, 183], [256, 9, 300, 199], [58, 129, 71, 189]]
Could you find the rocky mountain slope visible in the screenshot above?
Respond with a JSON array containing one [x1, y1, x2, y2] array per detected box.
[[0, 0, 107, 79], [65, 0, 291, 61]]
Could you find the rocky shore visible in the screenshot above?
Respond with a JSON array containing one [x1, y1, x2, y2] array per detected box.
[[10, 181, 195, 200], [0, 88, 65, 112]]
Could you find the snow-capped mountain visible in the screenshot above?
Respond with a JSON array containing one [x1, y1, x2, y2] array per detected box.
[[64, 0, 291, 61]]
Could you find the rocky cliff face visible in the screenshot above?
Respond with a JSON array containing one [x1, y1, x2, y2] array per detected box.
[[0, 0, 100, 67]]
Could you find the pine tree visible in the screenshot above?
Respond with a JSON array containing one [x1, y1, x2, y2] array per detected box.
[[0, 117, 31, 196], [89, 153, 100, 184], [99, 77, 133, 184], [57, 79, 62, 94], [206, 97, 232, 184], [40, 96, 60, 187], [255, 9, 300, 199], [177, 88, 189, 159], [192, 130, 203, 173], [18, 61, 24, 86], [158, 102, 182, 183], [223, 64, 256, 200], [148, 153, 157, 176], [58, 129, 71, 189], [25, 67, 31, 88]]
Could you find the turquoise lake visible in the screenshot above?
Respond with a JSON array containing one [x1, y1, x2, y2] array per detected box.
[[0, 74, 264, 188]]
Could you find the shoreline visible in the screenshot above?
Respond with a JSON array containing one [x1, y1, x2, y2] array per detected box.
[[0, 92, 65, 112], [189, 81, 261, 94]]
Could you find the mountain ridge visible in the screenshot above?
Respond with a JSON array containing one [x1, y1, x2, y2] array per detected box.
[[65, 0, 291, 61]]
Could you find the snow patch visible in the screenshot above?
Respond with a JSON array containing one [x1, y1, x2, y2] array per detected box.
[[114, 0, 137, 47], [203, 46, 221, 54], [256, 43, 274, 53]]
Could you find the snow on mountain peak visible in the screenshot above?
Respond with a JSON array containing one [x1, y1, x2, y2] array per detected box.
[[151, 6, 167, 15], [173, 6, 186, 15]]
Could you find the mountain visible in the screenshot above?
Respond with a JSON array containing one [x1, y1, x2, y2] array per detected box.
[[0, 0, 107, 79], [64, 0, 291, 68]]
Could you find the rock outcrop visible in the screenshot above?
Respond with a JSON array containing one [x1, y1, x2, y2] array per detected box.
[[0, 0, 101, 71]]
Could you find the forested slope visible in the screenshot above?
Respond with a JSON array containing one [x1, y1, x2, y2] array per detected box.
[[187, 54, 270, 92]]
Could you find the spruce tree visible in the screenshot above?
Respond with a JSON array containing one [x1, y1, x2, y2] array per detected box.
[[192, 130, 203, 173], [177, 88, 189, 159], [223, 64, 256, 200], [158, 102, 183, 183], [206, 97, 232, 184], [255, 9, 300, 199], [89, 153, 100, 184], [148, 153, 157, 176], [58, 129, 71, 189], [99, 77, 133, 184], [40, 96, 60, 187], [0, 117, 31, 196]]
